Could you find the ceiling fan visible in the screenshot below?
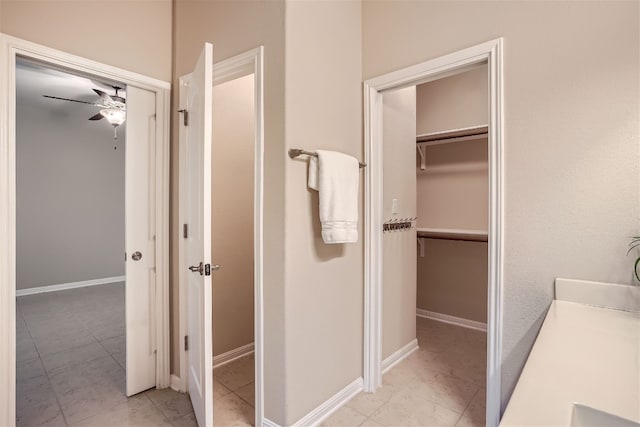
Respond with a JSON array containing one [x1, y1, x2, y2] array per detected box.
[[43, 86, 126, 139]]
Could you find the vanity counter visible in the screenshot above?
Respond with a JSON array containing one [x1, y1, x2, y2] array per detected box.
[[500, 299, 640, 426]]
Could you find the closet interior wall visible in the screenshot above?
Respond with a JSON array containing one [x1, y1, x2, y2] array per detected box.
[[382, 87, 417, 360], [211, 74, 255, 356], [416, 66, 489, 325]]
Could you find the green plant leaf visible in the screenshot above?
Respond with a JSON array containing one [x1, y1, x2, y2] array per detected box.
[[627, 243, 640, 255]]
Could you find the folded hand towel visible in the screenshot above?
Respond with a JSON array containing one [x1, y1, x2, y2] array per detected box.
[[307, 150, 359, 244]]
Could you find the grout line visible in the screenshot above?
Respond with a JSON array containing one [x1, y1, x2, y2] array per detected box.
[[20, 309, 70, 427], [143, 391, 177, 426], [455, 387, 481, 426], [233, 388, 255, 409], [17, 286, 128, 426]]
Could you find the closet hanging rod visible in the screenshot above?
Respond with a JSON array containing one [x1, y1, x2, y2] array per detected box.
[[417, 228, 488, 242], [288, 148, 367, 168], [416, 124, 488, 145]]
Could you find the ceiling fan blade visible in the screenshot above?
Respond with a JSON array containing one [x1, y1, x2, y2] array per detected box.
[[88, 113, 104, 121], [93, 88, 114, 103], [43, 95, 99, 106]]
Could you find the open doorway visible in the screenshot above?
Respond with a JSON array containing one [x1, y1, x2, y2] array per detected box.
[[0, 34, 171, 427], [177, 46, 264, 427], [380, 65, 489, 426], [210, 72, 256, 425], [360, 39, 504, 427], [15, 58, 129, 426]]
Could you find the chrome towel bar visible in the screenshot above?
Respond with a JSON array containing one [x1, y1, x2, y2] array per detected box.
[[288, 148, 367, 168]]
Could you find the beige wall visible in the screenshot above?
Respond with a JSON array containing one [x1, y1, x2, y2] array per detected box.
[[16, 72, 124, 290], [211, 74, 255, 356], [283, 1, 363, 423], [416, 67, 489, 323], [416, 138, 488, 230], [0, 0, 172, 82], [382, 87, 417, 359], [416, 66, 488, 135], [417, 240, 488, 323], [363, 0, 639, 409], [172, 1, 286, 422]]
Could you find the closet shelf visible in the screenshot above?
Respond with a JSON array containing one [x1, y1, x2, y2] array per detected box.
[[417, 227, 488, 242], [416, 124, 488, 146]]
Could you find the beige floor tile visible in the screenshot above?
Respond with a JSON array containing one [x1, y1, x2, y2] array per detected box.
[[369, 388, 461, 427], [17, 409, 66, 427], [345, 384, 401, 417], [27, 318, 88, 342], [41, 341, 110, 373], [16, 375, 65, 427], [214, 378, 233, 399], [87, 322, 126, 342], [234, 382, 255, 407], [16, 357, 46, 382], [381, 360, 418, 388], [68, 395, 172, 427], [405, 372, 479, 413], [34, 329, 97, 357], [359, 418, 384, 427], [48, 355, 124, 395], [444, 352, 486, 388], [56, 380, 129, 424], [172, 412, 199, 427], [213, 392, 254, 426], [320, 406, 367, 427], [16, 335, 40, 363], [144, 387, 194, 421], [214, 355, 255, 391], [455, 389, 485, 427], [112, 351, 126, 369], [99, 335, 125, 355]]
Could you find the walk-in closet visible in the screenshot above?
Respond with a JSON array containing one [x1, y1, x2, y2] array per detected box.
[[376, 64, 489, 426]]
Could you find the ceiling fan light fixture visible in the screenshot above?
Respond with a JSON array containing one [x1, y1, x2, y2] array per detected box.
[[100, 108, 126, 127]]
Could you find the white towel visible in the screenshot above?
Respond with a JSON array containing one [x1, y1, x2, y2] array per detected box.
[[307, 150, 359, 244]]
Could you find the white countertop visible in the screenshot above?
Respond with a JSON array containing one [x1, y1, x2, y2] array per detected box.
[[500, 299, 640, 426]]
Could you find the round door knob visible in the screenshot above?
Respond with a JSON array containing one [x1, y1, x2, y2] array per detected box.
[[131, 251, 142, 261]]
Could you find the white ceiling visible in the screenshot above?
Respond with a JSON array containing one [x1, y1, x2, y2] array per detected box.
[[16, 58, 127, 133]]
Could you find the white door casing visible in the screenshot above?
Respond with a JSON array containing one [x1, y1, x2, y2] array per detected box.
[[185, 43, 214, 427], [363, 38, 504, 427], [177, 46, 265, 426], [125, 85, 158, 396], [0, 34, 171, 427]]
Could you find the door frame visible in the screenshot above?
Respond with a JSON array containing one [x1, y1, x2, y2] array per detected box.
[[363, 39, 504, 427], [176, 46, 264, 426], [0, 33, 171, 426]]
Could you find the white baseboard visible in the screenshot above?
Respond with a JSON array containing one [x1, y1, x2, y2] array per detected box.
[[263, 418, 282, 427], [170, 374, 186, 393], [416, 308, 487, 332], [382, 339, 418, 374], [213, 342, 254, 369], [291, 377, 363, 427], [16, 275, 126, 297]]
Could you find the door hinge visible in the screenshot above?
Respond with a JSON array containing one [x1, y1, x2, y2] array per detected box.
[[204, 263, 211, 276], [183, 223, 188, 239], [184, 335, 189, 351], [178, 109, 189, 126]]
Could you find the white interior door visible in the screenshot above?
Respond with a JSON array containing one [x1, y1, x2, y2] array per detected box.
[[125, 85, 157, 396], [186, 43, 214, 427]]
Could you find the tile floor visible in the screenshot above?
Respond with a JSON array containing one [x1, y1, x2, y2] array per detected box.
[[16, 283, 196, 427], [321, 317, 487, 427], [213, 355, 256, 426], [16, 282, 257, 427], [17, 284, 483, 427]]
